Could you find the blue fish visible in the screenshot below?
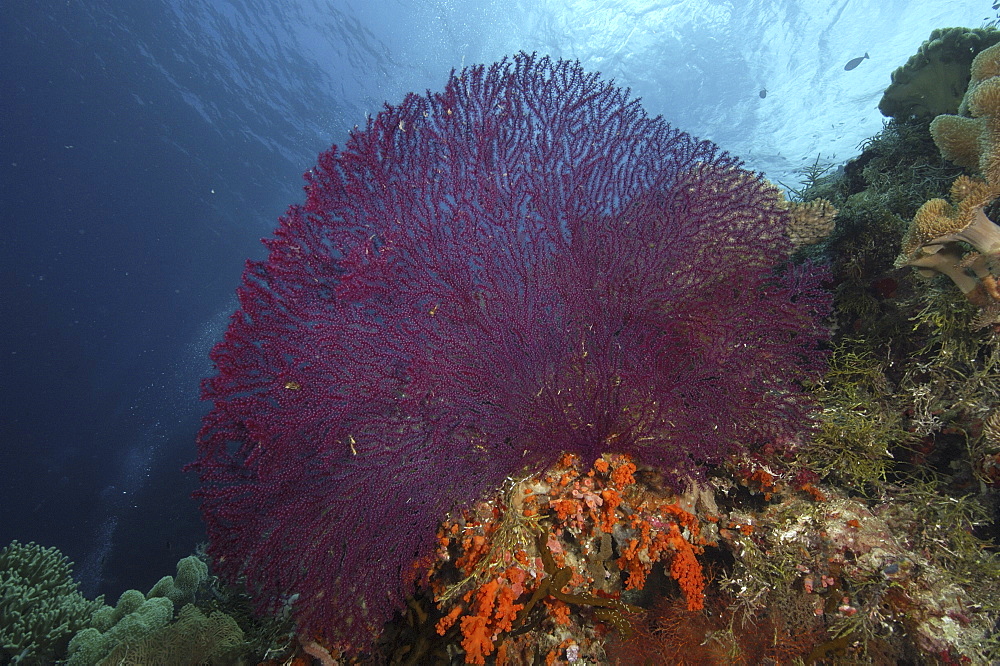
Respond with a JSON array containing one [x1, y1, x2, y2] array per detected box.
[[844, 52, 869, 71], [759, 88, 767, 98]]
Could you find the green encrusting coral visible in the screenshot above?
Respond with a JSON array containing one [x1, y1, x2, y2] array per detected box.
[[0, 540, 104, 663], [147, 555, 208, 608], [879, 26, 1000, 121], [66, 590, 175, 665], [97, 604, 245, 665]]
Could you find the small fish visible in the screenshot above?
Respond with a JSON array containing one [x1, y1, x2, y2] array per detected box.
[[759, 88, 767, 98], [844, 52, 869, 71]]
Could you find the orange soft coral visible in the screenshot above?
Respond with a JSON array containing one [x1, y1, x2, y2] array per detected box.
[[459, 579, 502, 663], [460, 614, 494, 664], [618, 518, 655, 590], [455, 534, 491, 575], [552, 494, 587, 522], [436, 604, 463, 635], [544, 598, 572, 625], [659, 503, 703, 545], [493, 583, 522, 633], [615, 504, 706, 606], [610, 459, 637, 488], [665, 524, 705, 611], [427, 451, 715, 664], [599, 488, 622, 533], [446, 574, 527, 664]]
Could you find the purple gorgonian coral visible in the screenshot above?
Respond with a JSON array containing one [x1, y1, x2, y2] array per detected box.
[[188, 52, 830, 646]]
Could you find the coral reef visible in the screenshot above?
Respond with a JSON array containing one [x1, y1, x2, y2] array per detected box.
[[189, 51, 829, 650], [77, 23, 998, 666], [709, 29, 1000, 662], [716, 485, 995, 661], [8, 22, 1000, 666], [352, 391, 1000, 664], [0, 540, 103, 664], [393, 417, 1000, 663]]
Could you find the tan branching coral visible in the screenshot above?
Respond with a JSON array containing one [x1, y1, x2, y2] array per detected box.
[[785, 198, 838, 247], [766, 177, 837, 248]]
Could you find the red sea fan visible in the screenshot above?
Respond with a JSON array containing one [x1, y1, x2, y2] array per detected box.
[[188, 52, 829, 646]]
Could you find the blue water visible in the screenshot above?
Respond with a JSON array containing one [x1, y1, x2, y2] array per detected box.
[[0, 0, 993, 601]]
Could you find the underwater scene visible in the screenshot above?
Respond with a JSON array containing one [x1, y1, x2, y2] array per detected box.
[[8, 0, 1000, 664]]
